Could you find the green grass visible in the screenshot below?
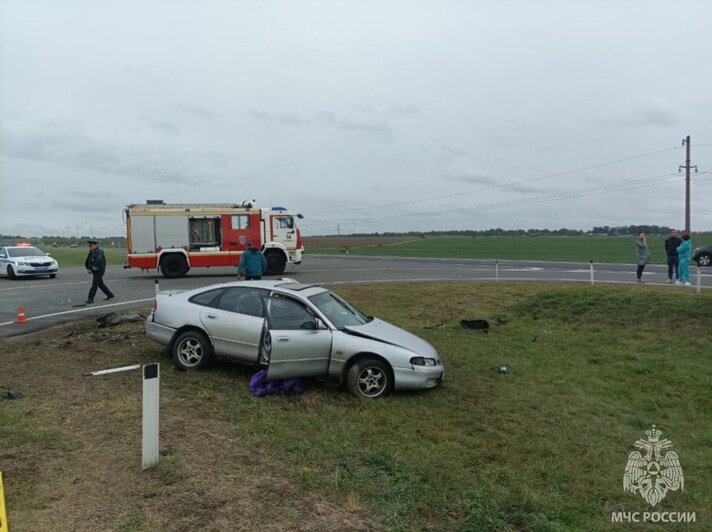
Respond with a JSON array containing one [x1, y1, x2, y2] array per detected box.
[[167, 283, 712, 529], [308, 235, 712, 265], [2, 283, 711, 530], [41, 247, 127, 267]]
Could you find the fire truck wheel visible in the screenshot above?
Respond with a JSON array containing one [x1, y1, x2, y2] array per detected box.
[[172, 330, 213, 370], [160, 254, 188, 278], [265, 252, 286, 275]]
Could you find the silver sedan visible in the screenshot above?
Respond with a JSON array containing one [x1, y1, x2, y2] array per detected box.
[[146, 280, 444, 398]]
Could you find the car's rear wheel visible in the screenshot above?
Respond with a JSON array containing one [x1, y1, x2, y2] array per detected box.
[[7, 265, 17, 280], [697, 253, 711, 267], [161, 254, 189, 278], [172, 330, 213, 370], [346, 358, 392, 399]]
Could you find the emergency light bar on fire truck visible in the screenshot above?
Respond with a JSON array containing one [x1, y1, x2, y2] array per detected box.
[[123, 201, 304, 278]]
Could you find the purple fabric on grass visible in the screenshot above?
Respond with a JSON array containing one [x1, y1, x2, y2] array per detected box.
[[248, 369, 305, 397]]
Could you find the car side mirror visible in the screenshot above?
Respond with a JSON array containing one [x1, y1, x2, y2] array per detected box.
[[315, 318, 328, 330]]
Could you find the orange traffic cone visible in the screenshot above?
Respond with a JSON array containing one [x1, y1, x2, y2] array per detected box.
[[14, 306, 29, 324]]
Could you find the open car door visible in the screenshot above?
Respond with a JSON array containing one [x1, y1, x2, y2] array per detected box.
[[264, 295, 332, 380]]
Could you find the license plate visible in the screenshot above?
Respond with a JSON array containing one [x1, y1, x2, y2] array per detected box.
[[35, 267, 48, 272]]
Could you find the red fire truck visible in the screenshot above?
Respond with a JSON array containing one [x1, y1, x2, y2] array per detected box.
[[123, 200, 304, 278]]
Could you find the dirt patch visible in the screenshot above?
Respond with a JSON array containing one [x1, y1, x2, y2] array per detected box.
[[0, 316, 380, 531], [303, 236, 418, 249]]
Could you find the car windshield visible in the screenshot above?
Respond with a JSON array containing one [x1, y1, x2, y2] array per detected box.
[[8, 247, 46, 257], [308, 291, 371, 329]]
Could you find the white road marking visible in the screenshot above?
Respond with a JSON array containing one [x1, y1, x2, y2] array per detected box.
[[0, 298, 153, 327]]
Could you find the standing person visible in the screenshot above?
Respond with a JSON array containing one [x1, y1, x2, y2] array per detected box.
[[664, 229, 682, 284], [635, 232, 651, 283], [237, 242, 267, 280], [85, 239, 114, 304], [676, 233, 693, 286]]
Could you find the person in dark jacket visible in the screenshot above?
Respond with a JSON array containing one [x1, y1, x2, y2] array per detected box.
[[237, 242, 267, 280], [664, 229, 682, 284], [85, 239, 114, 304]]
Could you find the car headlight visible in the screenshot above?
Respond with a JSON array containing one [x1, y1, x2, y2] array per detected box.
[[18, 262, 30, 266], [410, 356, 438, 366]]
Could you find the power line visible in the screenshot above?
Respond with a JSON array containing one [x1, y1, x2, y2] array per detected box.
[[316, 146, 681, 214], [300, 172, 680, 228]]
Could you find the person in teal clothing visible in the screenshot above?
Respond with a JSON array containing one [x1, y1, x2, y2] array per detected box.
[[676, 233, 692, 286], [237, 242, 267, 280]]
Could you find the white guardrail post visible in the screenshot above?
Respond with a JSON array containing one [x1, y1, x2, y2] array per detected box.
[[82, 363, 160, 470], [590, 260, 594, 286]]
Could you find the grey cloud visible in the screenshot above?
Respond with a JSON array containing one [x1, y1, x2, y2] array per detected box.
[[389, 104, 419, 116], [249, 110, 392, 140], [443, 172, 497, 185], [1, 121, 227, 185], [606, 96, 681, 127], [149, 120, 180, 134], [169, 103, 214, 118]]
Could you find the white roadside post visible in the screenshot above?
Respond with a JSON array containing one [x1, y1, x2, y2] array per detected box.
[[155, 279, 160, 294], [82, 363, 160, 470], [142, 363, 160, 470], [590, 260, 595, 286], [696, 265, 702, 295], [495, 260, 499, 283]]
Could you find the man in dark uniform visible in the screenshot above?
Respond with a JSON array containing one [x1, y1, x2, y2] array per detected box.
[[85, 239, 114, 304]]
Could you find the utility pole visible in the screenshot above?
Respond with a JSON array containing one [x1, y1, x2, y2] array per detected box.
[[679, 136, 697, 234]]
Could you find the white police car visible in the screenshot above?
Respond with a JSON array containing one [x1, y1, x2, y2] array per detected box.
[[0, 243, 60, 280]]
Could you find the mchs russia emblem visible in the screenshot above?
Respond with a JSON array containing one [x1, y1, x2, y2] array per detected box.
[[623, 425, 684, 506]]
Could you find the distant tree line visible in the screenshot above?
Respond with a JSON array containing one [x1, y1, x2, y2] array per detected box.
[[0, 235, 127, 247]]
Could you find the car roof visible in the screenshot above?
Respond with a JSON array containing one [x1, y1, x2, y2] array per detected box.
[[188, 280, 328, 298]]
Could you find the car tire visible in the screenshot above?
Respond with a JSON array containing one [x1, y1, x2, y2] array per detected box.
[[49, 274, 57, 279], [265, 252, 286, 275], [346, 358, 392, 399], [7, 265, 17, 280], [697, 253, 711, 267], [172, 330, 213, 371], [161, 254, 189, 279]]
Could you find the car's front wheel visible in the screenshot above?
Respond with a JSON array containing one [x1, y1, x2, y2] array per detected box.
[[346, 358, 392, 399], [172, 330, 213, 371], [7, 265, 17, 280], [697, 253, 711, 267]]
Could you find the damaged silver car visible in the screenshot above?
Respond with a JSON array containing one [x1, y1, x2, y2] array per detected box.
[[146, 280, 444, 398]]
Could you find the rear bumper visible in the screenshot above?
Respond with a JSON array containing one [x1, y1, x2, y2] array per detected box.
[[393, 365, 444, 391], [145, 319, 176, 346]]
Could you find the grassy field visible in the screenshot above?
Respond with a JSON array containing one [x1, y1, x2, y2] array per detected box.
[[42, 247, 128, 267], [1, 282, 710, 530], [306, 235, 712, 265]]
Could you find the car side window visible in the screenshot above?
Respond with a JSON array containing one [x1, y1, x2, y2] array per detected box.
[[266, 296, 316, 330], [0, 250, 6, 258], [217, 288, 265, 317], [189, 288, 225, 308]]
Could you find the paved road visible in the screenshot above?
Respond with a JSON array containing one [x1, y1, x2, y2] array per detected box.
[[1, 255, 709, 337]]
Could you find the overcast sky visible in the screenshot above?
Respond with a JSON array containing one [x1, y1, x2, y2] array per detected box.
[[1, 0, 711, 237]]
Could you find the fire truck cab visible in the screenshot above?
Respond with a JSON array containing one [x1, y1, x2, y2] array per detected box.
[[124, 201, 304, 278]]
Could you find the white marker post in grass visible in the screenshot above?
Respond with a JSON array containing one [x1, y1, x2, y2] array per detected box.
[[142, 363, 160, 470], [590, 260, 595, 286], [155, 279, 160, 294], [696, 266, 702, 295], [495, 260, 499, 283], [82, 363, 160, 470]]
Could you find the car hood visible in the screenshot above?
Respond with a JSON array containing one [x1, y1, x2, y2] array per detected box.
[[11, 256, 54, 262], [344, 318, 437, 357]]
